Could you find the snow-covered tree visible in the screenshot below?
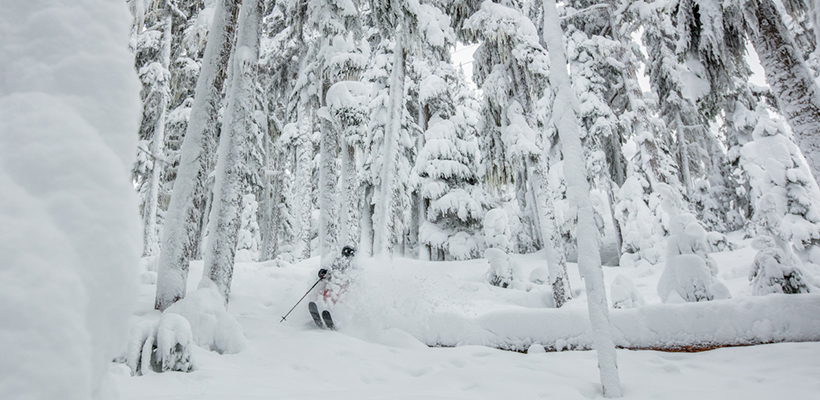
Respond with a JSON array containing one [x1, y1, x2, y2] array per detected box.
[[744, 0, 820, 187], [201, 0, 263, 303], [543, 0, 621, 395], [408, 13, 486, 261], [155, 0, 239, 311], [302, 0, 370, 265], [560, 0, 633, 260], [465, 0, 571, 307], [414, 72, 486, 261], [741, 107, 820, 265], [361, 32, 418, 256], [327, 81, 370, 251], [131, 1, 175, 258]]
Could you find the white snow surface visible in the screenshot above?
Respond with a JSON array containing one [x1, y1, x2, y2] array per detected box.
[[0, 0, 141, 399], [116, 242, 820, 399]]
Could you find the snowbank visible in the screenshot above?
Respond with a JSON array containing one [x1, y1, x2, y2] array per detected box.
[[164, 285, 246, 354], [437, 294, 820, 352], [0, 1, 140, 399]]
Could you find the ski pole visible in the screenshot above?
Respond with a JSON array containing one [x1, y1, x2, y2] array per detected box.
[[280, 277, 323, 322]]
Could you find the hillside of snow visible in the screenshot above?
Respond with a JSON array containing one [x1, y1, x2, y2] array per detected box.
[[115, 241, 820, 399]]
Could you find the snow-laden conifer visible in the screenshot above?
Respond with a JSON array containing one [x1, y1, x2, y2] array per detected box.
[[741, 106, 820, 265], [464, 0, 571, 306], [131, 1, 174, 258], [414, 72, 486, 260], [409, 14, 486, 261]]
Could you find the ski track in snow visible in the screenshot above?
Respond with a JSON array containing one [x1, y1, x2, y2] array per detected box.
[[116, 243, 820, 399]]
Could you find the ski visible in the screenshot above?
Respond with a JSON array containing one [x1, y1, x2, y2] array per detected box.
[[308, 302, 323, 328], [321, 310, 335, 330]]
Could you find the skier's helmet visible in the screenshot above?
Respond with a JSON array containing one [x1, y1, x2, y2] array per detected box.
[[341, 245, 356, 258]]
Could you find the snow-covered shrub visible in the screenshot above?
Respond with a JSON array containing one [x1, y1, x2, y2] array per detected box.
[[485, 248, 516, 288], [235, 194, 261, 262], [615, 175, 665, 267], [164, 284, 246, 354], [126, 313, 194, 376], [657, 214, 731, 303], [484, 208, 511, 252], [483, 209, 517, 287], [610, 275, 645, 309], [749, 236, 811, 295], [705, 232, 734, 253]]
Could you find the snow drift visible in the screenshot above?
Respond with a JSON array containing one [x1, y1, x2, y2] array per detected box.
[[0, 1, 141, 399]]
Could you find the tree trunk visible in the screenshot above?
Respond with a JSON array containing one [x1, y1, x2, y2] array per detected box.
[[747, 0, 820, 186], [339, 139, 359, 249], [676, 118, 692, 196], [155, 0, 238, 311], [416, 103, 430, 261], [373, 30, 405, 256], [318, 108, 339, 266], [527, 157, 571, 307], [359, 186, 374, 256], [543, 0, 622, 396], [293, 109, 314, 261], [143, 9, 172, 258], [200, 0, 262, 303]]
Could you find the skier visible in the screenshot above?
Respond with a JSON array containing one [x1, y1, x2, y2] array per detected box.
[[308, 245, 357, 329]]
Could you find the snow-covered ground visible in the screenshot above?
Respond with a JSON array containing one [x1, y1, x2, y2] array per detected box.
[[115, 241, 820, 399]]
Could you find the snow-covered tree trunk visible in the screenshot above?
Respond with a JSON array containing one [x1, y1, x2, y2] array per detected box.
[[259, 131, 275, 261], [201, 0, 261, 303], [415, 104, 430, 261], [293, 111, 314, 261], [318, 109, 340, 266], [747, 0, 820, 187], [143, 8, 173, 258], [339, 139, 359, 248], [677, 119, 692, 196], [527, 157, 570, 307], [373, 29, 405, 256], [155, 0, 238, 311], [543, 0, 621, 396], [360, 186, 374, 256]]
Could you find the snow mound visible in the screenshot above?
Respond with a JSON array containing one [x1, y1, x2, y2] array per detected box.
[[164, 285, 247, 354]]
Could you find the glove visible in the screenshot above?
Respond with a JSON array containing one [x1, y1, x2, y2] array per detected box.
[[318, 268, 329, 279]]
